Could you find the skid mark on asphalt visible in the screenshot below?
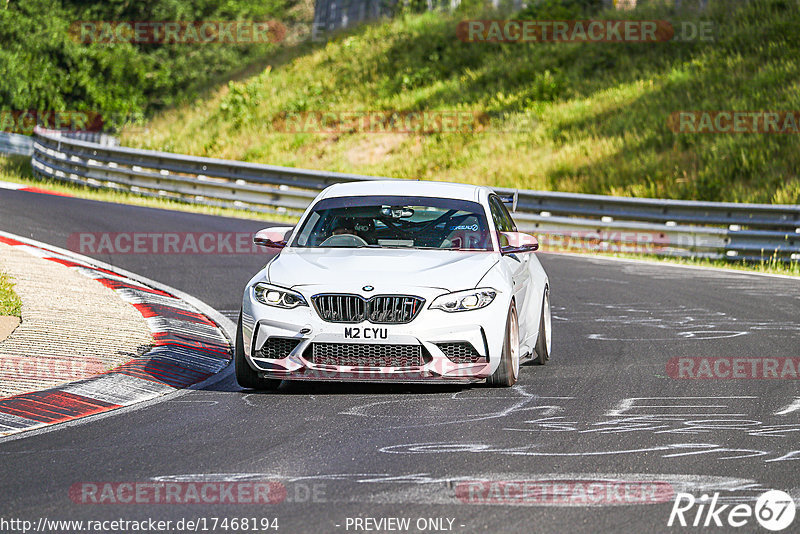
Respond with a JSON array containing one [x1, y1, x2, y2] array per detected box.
[[166, 399, 219, 406], [339, 385, 570, 429], [569, 277, 631, 285], [612, 263, 800, 302], [379, 441, 786, 462], [587, 331, 748, 340], [506, 396, 800, 438], [326, 395, 800, 464], [337, 392, 800, 441], [555, 302, 799, 341], [150, 472, 773, 506], [604, 396, 755, 417]]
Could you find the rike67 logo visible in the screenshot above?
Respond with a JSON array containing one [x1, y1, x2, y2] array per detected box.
[[668, 490, 796, 531]]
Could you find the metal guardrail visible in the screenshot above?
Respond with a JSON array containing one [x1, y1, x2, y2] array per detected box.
[[0, 132, 34, 156], [30, 128, 800, 261], [1, 130, 117, 157], [33, 128, 119, 147]]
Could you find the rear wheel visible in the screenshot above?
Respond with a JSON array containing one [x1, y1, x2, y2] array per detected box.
[[486, 303, 520, 387], [532, 288, 551, 365], [235, 311, 281, 390]]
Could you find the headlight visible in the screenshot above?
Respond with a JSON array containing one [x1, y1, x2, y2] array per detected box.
[[429, 288, 496, 312], [253, 282, 308, 309]]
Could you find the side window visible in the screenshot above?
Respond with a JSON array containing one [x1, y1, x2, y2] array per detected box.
[[488, 196, 515, 232], [497, 198, 518, 231], [488, 197, 505, 231]]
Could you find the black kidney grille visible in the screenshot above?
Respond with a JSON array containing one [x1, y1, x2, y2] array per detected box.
[[312, 294, 367, 323], [436, 342, 485, 363], [306, 343, 422, 367], [312, 294, 424, 324], [367, 296, 423, 324]]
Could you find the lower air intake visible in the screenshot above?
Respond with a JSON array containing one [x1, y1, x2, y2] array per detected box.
[[258, 337, 302, 359], [436, 342, 484, 363], [306, 343, 422, 367]]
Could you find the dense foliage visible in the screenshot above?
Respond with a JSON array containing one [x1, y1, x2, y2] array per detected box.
[[0, 0, 294, 129]]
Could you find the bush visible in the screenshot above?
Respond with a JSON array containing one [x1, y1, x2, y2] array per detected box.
[[0, 0, 293, 130]]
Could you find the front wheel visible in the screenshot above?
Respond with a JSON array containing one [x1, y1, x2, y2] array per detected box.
[[486, 303, 520, 387], [532, 288, 551, 365], [235, 311, 281, 390]]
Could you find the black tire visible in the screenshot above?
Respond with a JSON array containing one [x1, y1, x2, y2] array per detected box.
[[486, 303, 520, 387], [235, 311, 281, 390], [533, 288, 551, 365]]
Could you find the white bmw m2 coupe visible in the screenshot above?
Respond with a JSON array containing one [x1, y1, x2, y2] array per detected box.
[[236, 180, 551, 388]]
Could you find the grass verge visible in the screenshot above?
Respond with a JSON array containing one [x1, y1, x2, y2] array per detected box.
[[0, 272, 22, 317]]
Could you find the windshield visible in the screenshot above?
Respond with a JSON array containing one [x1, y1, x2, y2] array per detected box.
[[292, 195, 492, 251]]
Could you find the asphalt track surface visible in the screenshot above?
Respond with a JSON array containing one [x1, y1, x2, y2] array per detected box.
[[0, 189, 798, 533]]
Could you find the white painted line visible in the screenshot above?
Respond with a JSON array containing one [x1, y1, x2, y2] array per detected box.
[[776, 398, 800, 416], [0, 180, 25, 190]]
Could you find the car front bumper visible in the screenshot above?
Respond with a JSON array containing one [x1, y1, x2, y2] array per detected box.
[[241, 284, 509, 384]]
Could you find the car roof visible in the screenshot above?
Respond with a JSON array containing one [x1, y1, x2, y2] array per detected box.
[[318, 180, 495, 203]]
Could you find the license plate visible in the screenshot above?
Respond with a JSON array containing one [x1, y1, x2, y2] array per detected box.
[[343, 327, 388, 340]]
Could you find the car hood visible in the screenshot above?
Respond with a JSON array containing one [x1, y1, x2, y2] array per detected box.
[[268, 248, 499, 293]]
